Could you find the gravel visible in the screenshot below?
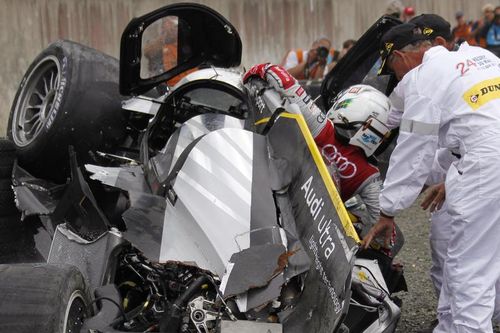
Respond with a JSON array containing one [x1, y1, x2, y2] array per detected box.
[[393, 197, 500, 333], [394, 198, 438, 333]]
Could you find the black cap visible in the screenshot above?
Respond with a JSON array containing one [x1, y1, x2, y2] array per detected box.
[[378, 23, 426, 75], [409, 14, 452, 41]]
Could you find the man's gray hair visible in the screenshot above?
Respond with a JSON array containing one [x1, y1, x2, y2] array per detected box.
[[400, 40, 432, 52]]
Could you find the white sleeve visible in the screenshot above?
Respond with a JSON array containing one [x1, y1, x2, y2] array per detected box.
[[387, 108, 403, 130], [283, 88, 327, 138], [283, 51, 299, 70], [386, 84, 404, 130], [379, 92, 441, 217]]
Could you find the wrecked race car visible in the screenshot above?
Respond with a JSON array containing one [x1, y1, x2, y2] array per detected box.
[[0, 3, 405, 333]]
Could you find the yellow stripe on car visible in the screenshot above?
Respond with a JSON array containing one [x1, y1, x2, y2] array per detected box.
[[254, 117, 270, 126], [280, 112, 361, 243]]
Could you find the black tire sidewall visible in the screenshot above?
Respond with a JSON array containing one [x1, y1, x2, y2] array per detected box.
[[8, 43, 72, 168], [8, 40, 126, 182], [57, 267, 91, 333], [0, 264, 91, 332]]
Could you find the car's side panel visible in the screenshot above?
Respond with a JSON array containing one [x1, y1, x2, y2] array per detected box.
[[160, 128, 263, 276], [267, 113, 358, 332]]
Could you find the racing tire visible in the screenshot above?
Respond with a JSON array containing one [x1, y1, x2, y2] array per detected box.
[[0, 139, 16, 179], [0, 263, 91, 333], [0, 179, 16, 217], [8, 40, 127, 183]]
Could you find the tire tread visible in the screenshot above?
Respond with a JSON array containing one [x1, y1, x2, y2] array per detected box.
[[0, 264, 90, 332]]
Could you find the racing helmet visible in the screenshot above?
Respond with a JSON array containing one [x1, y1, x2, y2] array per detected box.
[[327, 84, 391, 157]]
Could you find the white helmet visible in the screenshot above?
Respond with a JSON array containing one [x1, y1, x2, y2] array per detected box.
[[327, 84, 391, 157]]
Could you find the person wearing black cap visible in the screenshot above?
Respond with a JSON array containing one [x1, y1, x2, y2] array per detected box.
[[389, 13, 457, 310], [376, 22, 430, 79], [385, 16, 456, 130], [363, 20, 500, 333], [410, 13, 456, 50], [384, 15, 500, 332]]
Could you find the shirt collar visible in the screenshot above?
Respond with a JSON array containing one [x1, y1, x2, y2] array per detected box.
[[422, 45, 448, 64], [458, 41, 470, 50], [398, 45, 448, 86]]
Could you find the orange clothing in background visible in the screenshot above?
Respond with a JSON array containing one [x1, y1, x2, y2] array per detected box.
[[162, 43, 196, 86], [453, 23, 477, 45]]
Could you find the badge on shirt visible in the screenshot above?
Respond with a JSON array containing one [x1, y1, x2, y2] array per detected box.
[[463, 78, 500, 110]]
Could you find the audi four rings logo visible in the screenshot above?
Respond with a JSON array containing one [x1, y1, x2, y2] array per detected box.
[[321, 144, 357, 179]]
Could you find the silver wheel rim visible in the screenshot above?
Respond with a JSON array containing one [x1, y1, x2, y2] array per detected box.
[[12, 55, 61, 147], [63, 290, 87, 333]]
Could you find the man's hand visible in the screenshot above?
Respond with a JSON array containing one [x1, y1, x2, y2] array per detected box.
[[421, 182, 446, 212], [243, 63, 298, 94], [362, 215, 396, 250]]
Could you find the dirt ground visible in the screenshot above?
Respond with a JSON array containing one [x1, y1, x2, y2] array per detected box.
[[393, 199, 438, 332], [393, 198, 500, 333]]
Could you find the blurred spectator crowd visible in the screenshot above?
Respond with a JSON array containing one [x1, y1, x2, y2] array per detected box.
[[282, 1, 500, 81], [280, 36, 356, 81], [386, 1, 500, 57]]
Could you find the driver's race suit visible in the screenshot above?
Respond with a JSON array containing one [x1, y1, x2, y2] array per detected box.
[[244, 64, 402, 255], [299, 91, 403, 256], [379, 42, 500, 332]]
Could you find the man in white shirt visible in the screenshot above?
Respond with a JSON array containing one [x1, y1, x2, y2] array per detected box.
[[387, 14, 456, 303], [363, 22, 500, 332]]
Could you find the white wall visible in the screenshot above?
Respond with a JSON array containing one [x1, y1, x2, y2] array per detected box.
[[1, 0, 497, 135]]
